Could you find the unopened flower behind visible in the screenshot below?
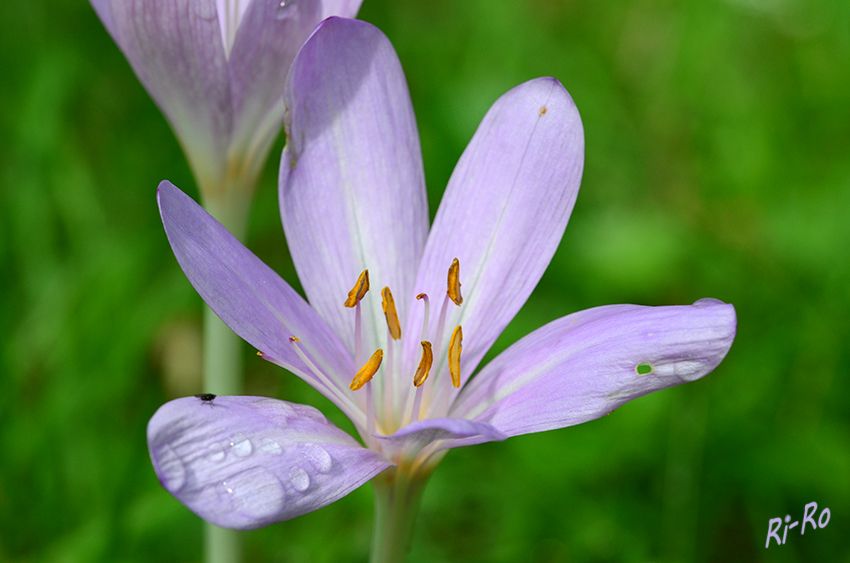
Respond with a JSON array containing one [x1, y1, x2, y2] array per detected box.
[[89, 0, 363, 200]]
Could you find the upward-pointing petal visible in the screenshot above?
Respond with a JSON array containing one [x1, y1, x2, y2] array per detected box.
[[405, 78, 584, 400], [279, 17, 429, 355]]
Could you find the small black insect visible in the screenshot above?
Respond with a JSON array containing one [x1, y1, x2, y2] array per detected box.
[[194, 393, 217, 406]]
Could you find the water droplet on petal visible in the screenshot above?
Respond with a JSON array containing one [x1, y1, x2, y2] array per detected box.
[[293, 404, 326, 423], [300, 444, 332, 473], [156, 445, 186, 492], [259, 438, 282, 455], [221, 467, 286, 519], [289, 466, 310, 492], [274, 0, 298, 20], [230, 433, 253, 457], [250, 398, 294, 426], [208, 443, 226, 462]]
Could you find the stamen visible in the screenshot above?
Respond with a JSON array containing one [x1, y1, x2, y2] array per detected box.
[[354, 301, 363, 368], [410, 342, 433, 423], [350, 349, 383, 443], [448, 326, 463, 388], [350, 349, 383, 391], [287, 336, 363, 424], [384, 329, 395, 423], [416, 293, 430, 341], [432, 294, 449, 364], [344, 270, 369, 367], [344, 269, 370, 307], [447, 257, 463, 305], [413, 342, 433, 387], [381, 287, 402, 340]]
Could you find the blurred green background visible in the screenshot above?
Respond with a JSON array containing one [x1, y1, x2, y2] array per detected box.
[[1, 0, 848, 561]]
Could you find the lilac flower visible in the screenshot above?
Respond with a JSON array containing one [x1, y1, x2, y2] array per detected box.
[[89, 0, 362, 196], [148, 17, 737, 534]]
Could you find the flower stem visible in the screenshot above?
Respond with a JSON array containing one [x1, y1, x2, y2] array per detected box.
[[204, 522, 242, 563], [369, 466, 433, 563], [200, 189, 252, 563]]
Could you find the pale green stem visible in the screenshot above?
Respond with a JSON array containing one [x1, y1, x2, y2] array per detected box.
[[199, 184, 254, 563], [369, 466, 433, 563], [200, 187, 251, 397], [204, 523, 242, 563]]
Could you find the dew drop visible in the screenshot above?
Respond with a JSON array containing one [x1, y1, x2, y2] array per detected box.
[[229, 433, 253, 457], [156, 445, 186, 492], [220, 467, 286, 519], [274, 0, 298, 20], [208, 443, 226, 462], [289, 466, 310, 492], [300, 444, 332, 473], [250, 398, 294, 426], [293, 404, 326, 423], [259, 438, 282, 455]]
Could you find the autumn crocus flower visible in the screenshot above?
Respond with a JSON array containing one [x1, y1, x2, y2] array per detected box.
[[149, 17, 737, 560], [89, 0, 362, 203]]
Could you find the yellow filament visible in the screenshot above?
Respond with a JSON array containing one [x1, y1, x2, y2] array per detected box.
[[447, 258, 463, 305], [448, 326, 463, 388], [413, 341, 433, 387], [344, 269, 370, 307], [381, 286, 402, 340], [350, 349, 383, 391]]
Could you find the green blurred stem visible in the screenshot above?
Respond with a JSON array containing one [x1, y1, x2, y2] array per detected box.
[[199, 189, 253, 563], [204, 523, 242, 563], [369, 466, 432, 563]]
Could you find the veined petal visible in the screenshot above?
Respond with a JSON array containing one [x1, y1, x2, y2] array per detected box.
[[375, 418, 507, 461], [451, 299, 737, 437], [157, 181, 359, 414], [279, 17, 429, 355], [404, 78, 584, 395], [214, 0, 252, 56], [148, 396, 392, 530], [227, 0, 330, 166], [99, 0, 233, 186], [318, 0, 364, 20]]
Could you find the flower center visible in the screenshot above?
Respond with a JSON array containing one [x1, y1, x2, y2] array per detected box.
[[344, 259, 465, 438]]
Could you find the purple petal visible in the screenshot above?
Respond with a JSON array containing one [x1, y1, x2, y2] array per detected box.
[[403, 78, 584, 402], [227, 0, 331, 163], [213, 0, 252, 53], [158, 181, 361, 416], [375, 418, 507, 460], [148, 396, 392, 530], [451, 299, 737, 437], [279, 17, 429, 355], [98, 0, 233, 184], [318, 0, 364, 20], [89, 0, 116, 37]]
